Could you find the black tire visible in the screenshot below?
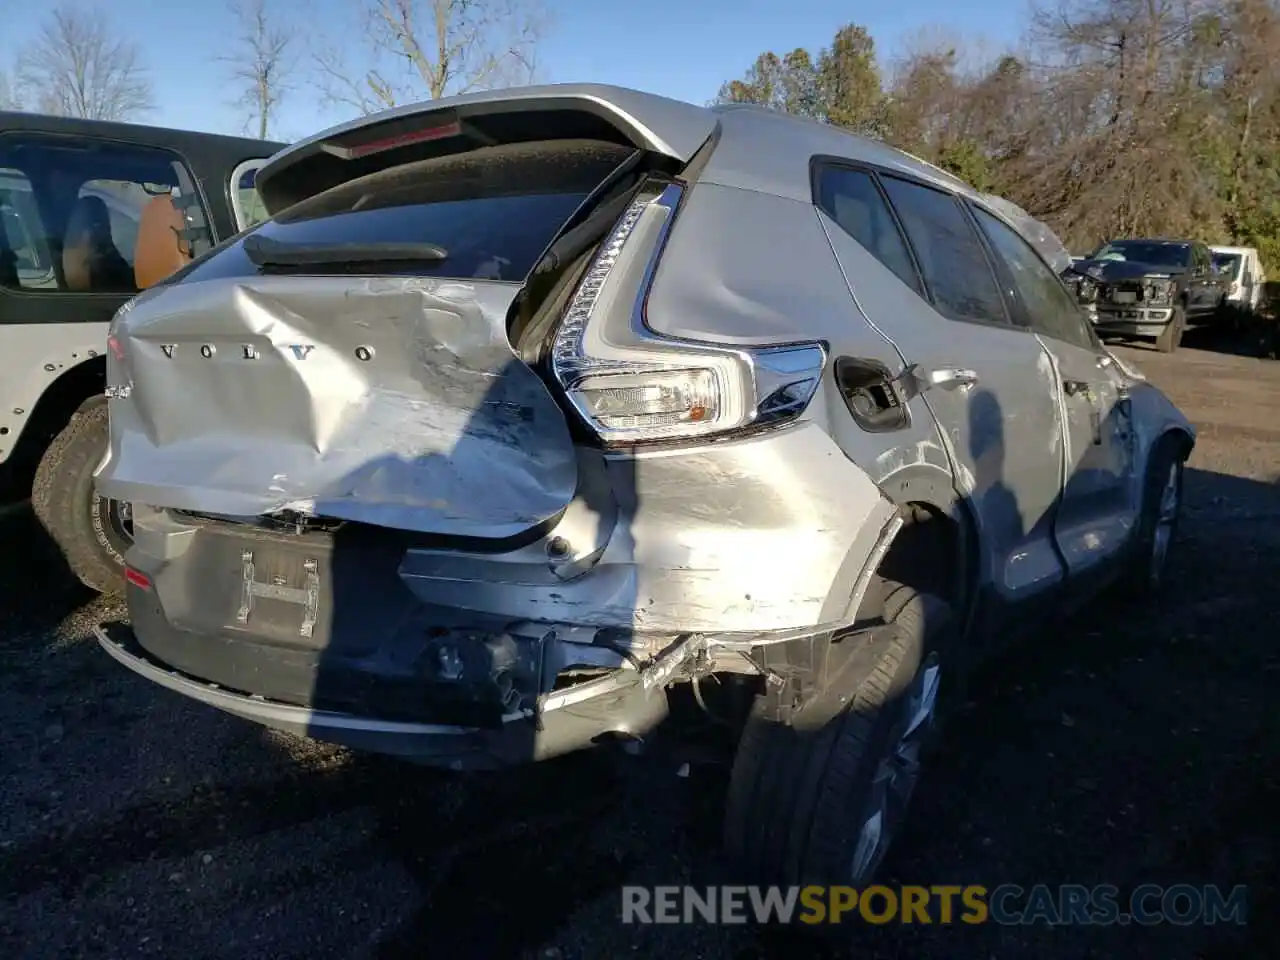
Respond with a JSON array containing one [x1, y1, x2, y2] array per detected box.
[[31, 396, 129, 594], [1116, 433, 1186, 599], [723, 584, 954, 891], [1155, 305, 1185, 353]]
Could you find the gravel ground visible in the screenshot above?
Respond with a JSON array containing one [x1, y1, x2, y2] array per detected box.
[[1, 332, 1277, 960]]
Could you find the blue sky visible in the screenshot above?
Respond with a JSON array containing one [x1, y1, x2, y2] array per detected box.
[[3, 0, 1030, 141]]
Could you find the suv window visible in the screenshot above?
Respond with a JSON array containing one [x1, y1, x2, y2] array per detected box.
[[0, 168, 56, 290], [815, 166, 921, 294], [79, 179, 148, 267], [230, 158, 271, 231], [877, 175, 1008, 325], [179, 139, 632, 286], [0, 135, 207, 295], [973, 206, 1098, 351]]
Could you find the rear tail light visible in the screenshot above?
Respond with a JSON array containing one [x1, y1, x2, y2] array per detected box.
[[125, 568, 152, 590], [550, 180, 826, 445]]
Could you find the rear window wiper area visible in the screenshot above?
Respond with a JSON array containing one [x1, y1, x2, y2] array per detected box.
[[242, 234, 448, 268]]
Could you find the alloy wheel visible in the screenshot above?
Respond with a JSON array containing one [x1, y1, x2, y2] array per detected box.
[[849, 652, 941, 883]]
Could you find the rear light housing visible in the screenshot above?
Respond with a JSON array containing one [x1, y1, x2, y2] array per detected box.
[[550, 179, 826, 445]]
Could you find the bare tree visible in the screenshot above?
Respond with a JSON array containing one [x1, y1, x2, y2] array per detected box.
[[0, 68, 21, 110], [221, 0, 295, 139], [16, 4, 154, 121], [313, 0, 547, 117]]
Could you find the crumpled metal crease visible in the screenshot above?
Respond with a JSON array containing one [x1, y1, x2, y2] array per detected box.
[[96, 274, 578, 537]]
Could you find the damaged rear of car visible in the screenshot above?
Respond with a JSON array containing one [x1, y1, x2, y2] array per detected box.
[[93, 87, 899, 770], [91, 85, 1198, 902]]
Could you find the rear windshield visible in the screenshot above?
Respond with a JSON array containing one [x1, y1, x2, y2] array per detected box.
[[178, 139, 633, 286]]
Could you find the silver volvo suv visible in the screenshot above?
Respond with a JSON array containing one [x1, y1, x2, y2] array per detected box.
[[93, 84, 1194, 890]]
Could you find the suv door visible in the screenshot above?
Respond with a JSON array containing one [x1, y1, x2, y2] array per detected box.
[[1187, 244, 1217, 316], [817, 165, 1069, 630], [970, 203, 1138, 587]]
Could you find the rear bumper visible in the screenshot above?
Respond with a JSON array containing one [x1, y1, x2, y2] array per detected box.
[[95, 620, 670, 770], [104, 422, 899, 763]]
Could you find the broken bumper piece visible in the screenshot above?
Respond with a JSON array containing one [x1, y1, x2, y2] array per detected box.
[[93, 621, 671, 770]]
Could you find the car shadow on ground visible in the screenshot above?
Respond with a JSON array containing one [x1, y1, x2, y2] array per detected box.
[[0, 502, 99, 645], [2, 450, 1276, 956], [342, 465, 1277, 960]]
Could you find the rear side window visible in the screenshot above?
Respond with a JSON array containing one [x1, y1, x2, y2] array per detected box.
[[815, 166, 921, 294], [229, 158, 271, 230], [878, 175, 1008, 325], [180, 139, 634, 286], [0, 135, 209, 296]]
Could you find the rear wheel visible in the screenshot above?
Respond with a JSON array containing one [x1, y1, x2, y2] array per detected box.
[[31, 396, 130, 594], [723, 584, 954, 891], [1155, 305, 1185, 353], [1117, 434, 1186, 598]]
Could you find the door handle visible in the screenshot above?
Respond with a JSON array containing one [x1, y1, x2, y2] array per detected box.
[[922, 367, 980, 391]]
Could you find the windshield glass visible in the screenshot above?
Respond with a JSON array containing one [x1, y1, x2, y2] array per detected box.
[[1091, 240, 1190, 269], [1212, 252, 1242, 277]]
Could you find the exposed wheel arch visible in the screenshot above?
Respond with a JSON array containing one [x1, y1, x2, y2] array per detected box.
[[872, 464, 980, 635]]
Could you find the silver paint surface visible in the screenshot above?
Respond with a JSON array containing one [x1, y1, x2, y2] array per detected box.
[[96, 275, 577, 537], [102, 82, 1196, 655], [0, 323, 109, 464]]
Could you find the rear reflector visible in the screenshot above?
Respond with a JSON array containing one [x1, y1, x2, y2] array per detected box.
[[125, 568, 152, 589], [322, 119, 464, 161]]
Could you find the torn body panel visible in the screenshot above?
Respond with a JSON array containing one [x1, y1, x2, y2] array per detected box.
[[399, 422, 899, 637], [96, 275, 577, 538], [107, 420, 900, 767]]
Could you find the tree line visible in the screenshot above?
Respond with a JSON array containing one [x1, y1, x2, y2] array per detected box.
[[715, 1, 1280, 266], [3, 1, 1274, 267], [0, 0, 545, 141]]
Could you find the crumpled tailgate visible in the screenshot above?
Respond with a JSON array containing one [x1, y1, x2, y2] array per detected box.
[[96, 274, 578, 538]]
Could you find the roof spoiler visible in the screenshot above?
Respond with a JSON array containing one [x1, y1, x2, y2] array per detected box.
[[254, 84, 717, 216]]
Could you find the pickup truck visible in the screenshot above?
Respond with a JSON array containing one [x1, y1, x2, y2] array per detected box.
[[1067, 238, 1230, 353]]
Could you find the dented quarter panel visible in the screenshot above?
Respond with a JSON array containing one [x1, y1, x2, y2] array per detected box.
[[0, 323, 109, 465], [96, 275, 578, 537], [1108, 361, 1196, 506], [399, 422, 897, 636]]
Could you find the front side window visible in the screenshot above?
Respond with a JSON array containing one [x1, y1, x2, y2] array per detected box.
[[974, 206, 1098, 351], [878, 174, 1009, 325], [0, 135, 208, 296]]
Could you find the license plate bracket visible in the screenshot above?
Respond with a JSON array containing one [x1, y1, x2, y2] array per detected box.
[[236, 549, 321, 638], [1111, 290, 1138, 304]]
